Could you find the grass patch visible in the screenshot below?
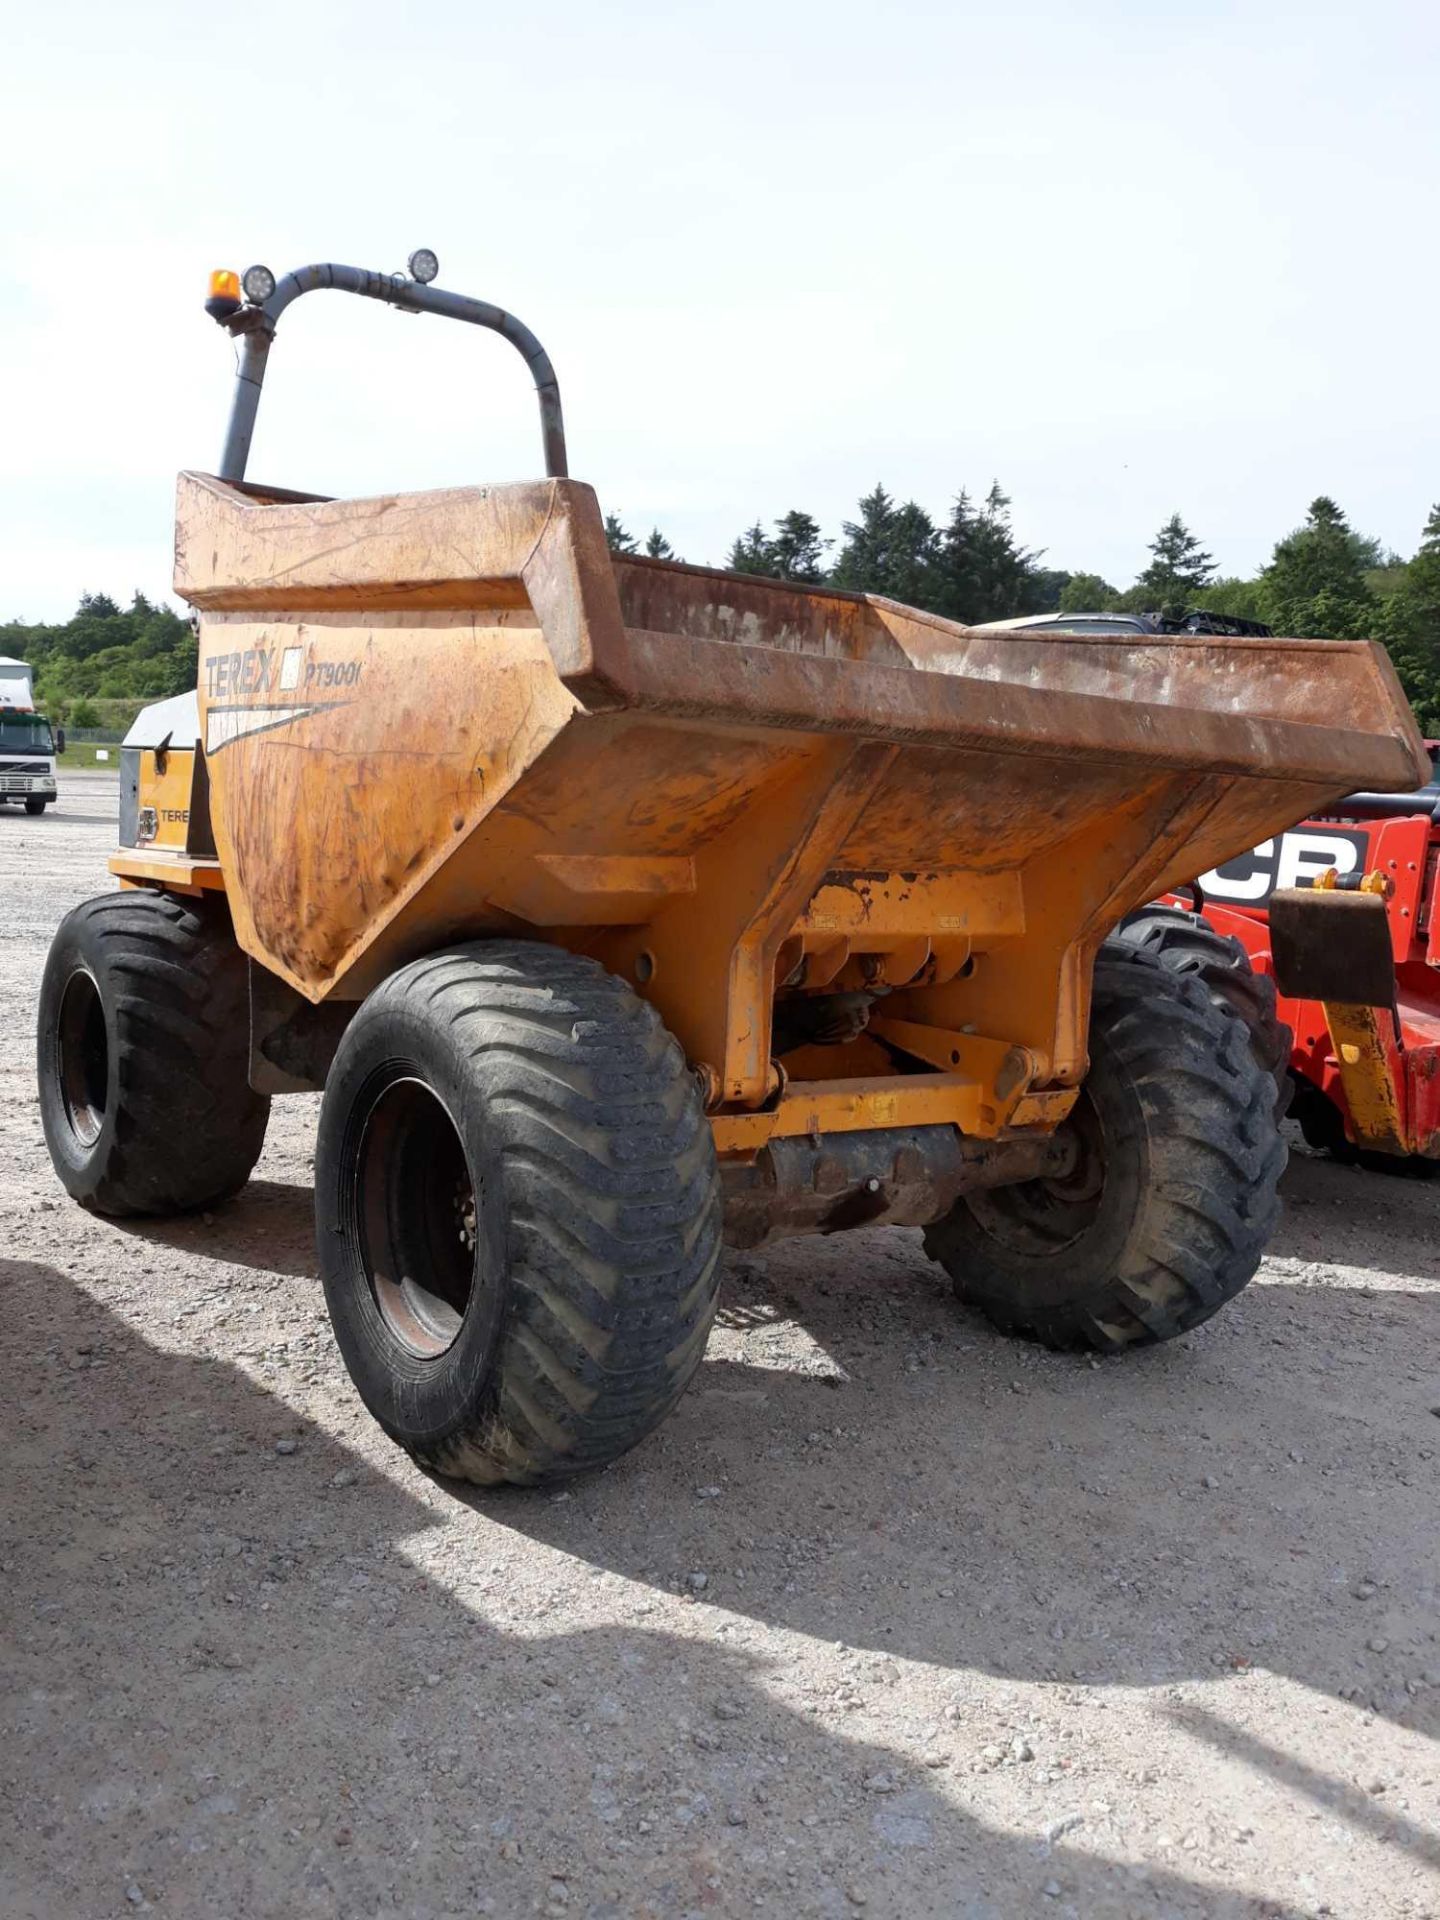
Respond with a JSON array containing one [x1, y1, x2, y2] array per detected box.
[[57, 745, 122, 770]]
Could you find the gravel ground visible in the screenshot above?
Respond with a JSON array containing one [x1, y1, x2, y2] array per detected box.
[[2, 771, 1438, 1920]]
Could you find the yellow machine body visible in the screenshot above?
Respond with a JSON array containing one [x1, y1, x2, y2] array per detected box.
[[113, 470, 1428, 1157]]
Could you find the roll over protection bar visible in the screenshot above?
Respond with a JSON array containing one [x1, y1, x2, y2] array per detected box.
[[212, 260, 568, 484]]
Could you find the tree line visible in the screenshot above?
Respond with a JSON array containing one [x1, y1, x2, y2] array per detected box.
[[9, 490, 1440, 737], [605, 488, 1440, 732], [1, 593, 195, 728]]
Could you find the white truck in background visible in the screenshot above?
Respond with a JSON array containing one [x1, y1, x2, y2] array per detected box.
[[0, 657, 61, 814]]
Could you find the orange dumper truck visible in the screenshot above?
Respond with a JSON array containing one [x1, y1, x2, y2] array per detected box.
[[35, 254, 1428, 1485]]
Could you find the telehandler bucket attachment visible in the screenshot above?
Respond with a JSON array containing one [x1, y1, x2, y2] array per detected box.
[[1270, 870, 1412, 1157]]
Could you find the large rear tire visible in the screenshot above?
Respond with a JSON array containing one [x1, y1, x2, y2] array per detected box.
[[37, 890, 270, 1216], [315, 941, 724, 1486], [924, 943, 1286, 1350]]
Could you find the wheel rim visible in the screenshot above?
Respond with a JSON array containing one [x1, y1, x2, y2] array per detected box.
[[355, 1077, 477, 1359], [56, 968, 108, 1147], [964, 1089, 1107, 1255]]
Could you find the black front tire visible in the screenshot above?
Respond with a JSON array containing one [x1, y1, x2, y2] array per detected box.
[[1111, 903, 1291, 1115], [37, 891, 270, 1216], [315, 941, 724, 1486], [24, 797, 48, 815], [924, 943, 1286, 1350]]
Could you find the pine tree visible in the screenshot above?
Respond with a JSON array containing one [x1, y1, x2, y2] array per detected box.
[[644, 529, 677, 561], [933, 483, 1039, 624], [1378, 504, 1440, 732], [603, 513, 638, 554], [1260, 497, 1377, 638], [1411, 502, 1440, 587], [727, 522, 775, 575], [768, 510, 828, 583], [930, 488, 977, 621], [830, 485, 939, 604], [726, 512, 828, 582], [831, 485, 897, 590], [1135, 514, 1215, 610], [884, 502, 942, 606]]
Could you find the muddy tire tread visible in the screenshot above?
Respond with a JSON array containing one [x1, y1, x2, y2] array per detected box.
[[924, 946, 1285, 1350], [1111, 903, 1292, 1116], [320, 941, 723, 1487], [38, 891, 269, 1216]]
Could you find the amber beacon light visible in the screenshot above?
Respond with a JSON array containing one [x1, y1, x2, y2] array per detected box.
[[204, 269, 243, 320]]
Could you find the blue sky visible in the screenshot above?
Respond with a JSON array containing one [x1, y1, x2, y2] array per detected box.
[[3, 0, 1438, 617]]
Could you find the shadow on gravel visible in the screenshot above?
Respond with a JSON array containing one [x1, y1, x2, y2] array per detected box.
[[115, 1150, 1440, 1761], [460, 1151, 1440, 1747], [1, 1260, 1291, 1920], [1271, 1145, 1440, 1285], [121, 1179, 319, 1282], [16, 793, 118, 829], [1164, 1704, 1440, 1874], [122, 1147, 1440, 1292]]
